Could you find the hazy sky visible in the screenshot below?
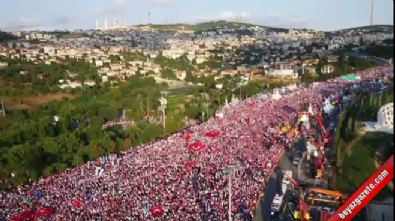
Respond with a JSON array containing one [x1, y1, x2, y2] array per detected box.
[[0, 0, 393, 31]]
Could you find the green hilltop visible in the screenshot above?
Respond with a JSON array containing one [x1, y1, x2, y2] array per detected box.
[[141, 20, 274, 31], [333, 25, 393, 32], [141, 21, 393, 33]]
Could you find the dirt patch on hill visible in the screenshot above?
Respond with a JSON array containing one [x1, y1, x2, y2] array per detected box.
[[251, 76, 300, 84], [4, 93, 77, 110]]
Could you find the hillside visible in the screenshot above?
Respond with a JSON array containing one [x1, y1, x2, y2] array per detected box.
[[144, 21, 393, 34], [144, 20, 276, 31], [333, 25, 393, 33]]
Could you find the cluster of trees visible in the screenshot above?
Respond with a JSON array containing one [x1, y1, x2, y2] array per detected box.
[[0, 62, 266, 189], [0, 57, 101, 95], [361, 44, 394, 60], [0, 48, 386, 188], [334, 88, 394, 172], [0, 31, 17, 42], [302, 55, 380, 83], [153, 54, 222, 83], [0, 76, 173, 188]]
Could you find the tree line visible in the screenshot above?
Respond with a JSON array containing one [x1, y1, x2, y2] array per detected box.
[[0, 52, 385, 189], [332, 86, 394, 190]]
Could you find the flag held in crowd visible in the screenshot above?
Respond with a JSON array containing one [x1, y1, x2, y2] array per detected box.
[[187, 142, 205, 152], [70, 199, 82, 208], [10, 211, 35, 221], [184, 132, 191, 141], [184, 161, 196, 170], [205, 130, 220, 138], [36, 207, 56, 217], [150, 205, 164, 217]]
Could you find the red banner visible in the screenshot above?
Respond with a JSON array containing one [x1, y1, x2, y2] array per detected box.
[[328, 155, 394, 221]]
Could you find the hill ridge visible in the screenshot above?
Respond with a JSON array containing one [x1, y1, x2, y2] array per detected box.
[[136, 21, 393, 32]]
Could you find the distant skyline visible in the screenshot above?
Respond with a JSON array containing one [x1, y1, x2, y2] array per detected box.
[[0, 0, 393, 31]]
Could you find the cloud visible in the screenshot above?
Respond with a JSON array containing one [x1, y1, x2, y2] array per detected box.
[[95, 0, 126, 15], [153, 0, 173, 6], [0, 18, 40, 31]]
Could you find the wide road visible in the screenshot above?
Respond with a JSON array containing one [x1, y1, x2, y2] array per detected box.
[[253, 150, 299, 221], [253, 107, 341, 221]]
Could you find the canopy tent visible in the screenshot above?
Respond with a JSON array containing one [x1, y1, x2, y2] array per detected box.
[[272, 89, 282, 100], [362, 103, 393, 134]]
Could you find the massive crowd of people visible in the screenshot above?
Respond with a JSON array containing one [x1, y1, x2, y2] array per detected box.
[[0, 65, 392, 221]]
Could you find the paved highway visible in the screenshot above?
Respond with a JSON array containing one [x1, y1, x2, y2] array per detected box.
[[253, 106, 342, 221]]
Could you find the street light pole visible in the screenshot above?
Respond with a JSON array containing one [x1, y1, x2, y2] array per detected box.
[[228, 174, 232, 221], [159, 96, 167, 130]]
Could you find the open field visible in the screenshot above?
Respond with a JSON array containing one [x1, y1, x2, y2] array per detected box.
[[3, 93, 77, 110], [336, 132, 393, 200]]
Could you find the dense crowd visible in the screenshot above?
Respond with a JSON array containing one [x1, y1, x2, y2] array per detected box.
[[0, 65, 392, 221]]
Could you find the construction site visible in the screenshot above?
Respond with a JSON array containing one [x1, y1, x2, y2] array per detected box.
[[259, 94, 367, 221]]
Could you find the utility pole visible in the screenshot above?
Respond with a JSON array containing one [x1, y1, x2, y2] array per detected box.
[[159, 96, 167, 131]]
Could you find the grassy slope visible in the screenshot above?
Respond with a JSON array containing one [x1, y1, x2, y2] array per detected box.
[[336, 132, 393, 200], [148, 21, 270, 31], [334, 25, 394, 32], [145, 22, 392, 32]]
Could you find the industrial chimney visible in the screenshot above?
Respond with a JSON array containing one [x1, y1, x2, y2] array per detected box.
[[95, 19, 99, 30], [104, 18, 108, 30]]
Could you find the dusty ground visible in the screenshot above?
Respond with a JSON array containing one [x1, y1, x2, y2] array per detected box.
[[251, 76, 300, 84], [3, 93, 77, 109]]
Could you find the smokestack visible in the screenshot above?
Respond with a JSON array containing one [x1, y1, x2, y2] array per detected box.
[[113, 17, 116, 28], [124, 18, 126, 28], [370, 0, 374, 26], [104, 18, 107, 30], [148, 11, 151, 24], [96, 19, 99, 30]]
